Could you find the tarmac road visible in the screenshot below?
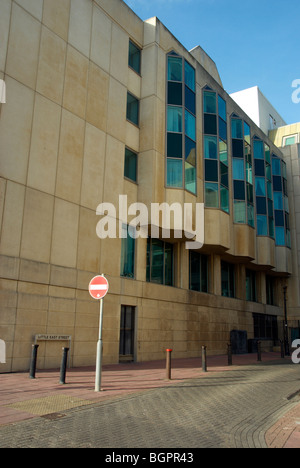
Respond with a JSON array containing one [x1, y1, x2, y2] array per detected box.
[[0, 359, 300, 449]]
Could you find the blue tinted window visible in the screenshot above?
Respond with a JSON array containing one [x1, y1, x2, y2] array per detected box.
[[232, 139, 244, 158], [219, 117, 227, 142], [275, 210, 284, 226], [257, 215, 268, 236], [274, 192, 283, 210], [168, 82, 182, 105], [234, 201, 246, 223], [273, 176, 282, 192], [218, 96, 227, 121], [185, 86, 196, 114], [127, 92, 139, 125], [253, 140, 264, 159], [185, 110, 196, 141], [204, 113, 217, 135], [185, 61, 195, 91], [275, 226, 285, 246], [256, 197, 267, 215], [233, 159, 245, 180], [167, 133, 182, 158], [185, 137, 196, 165], [234, 180, 245, 200], [255, 159, 265, 176], [255, 177, 266, 196], [272, 157, 281, 175]]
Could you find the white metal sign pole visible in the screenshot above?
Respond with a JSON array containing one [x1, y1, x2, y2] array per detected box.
[[95, 297, 104, 392]]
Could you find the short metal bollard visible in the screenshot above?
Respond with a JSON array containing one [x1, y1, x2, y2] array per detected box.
[[257, 341, 262, 362], [227, 343, 232, 366], [166, 349, 172, 380], [59, 347, 69, 385], [202, 346, 207, 372], [29, 344, 39, 379]]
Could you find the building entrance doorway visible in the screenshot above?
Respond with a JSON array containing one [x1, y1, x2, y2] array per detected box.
[[119, 306, 135, 362]]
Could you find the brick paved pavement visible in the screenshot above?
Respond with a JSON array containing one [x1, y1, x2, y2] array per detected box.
[[0, 353, 300, 448]]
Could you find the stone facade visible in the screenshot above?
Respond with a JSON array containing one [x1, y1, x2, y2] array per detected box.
[[0, 0, 298, 372]]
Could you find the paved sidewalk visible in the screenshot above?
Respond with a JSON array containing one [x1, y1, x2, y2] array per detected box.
[[0, 352, 299, 447]]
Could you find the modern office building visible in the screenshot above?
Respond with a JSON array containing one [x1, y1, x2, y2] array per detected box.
[[0, 0, 299, 372]]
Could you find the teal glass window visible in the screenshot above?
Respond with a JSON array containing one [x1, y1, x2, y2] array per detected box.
[[220, 186, 229, 213], [204, 136, 218, 159], [233, 159, 245, 180], [275, 226, 285, 246], [185, 162, 196, 194], [167, 106, 183, 133], [203, 91, 216, 114], [185, 110, 196, 141], [205, 182, 219, 208], [185, 60, 195, 92], [121, 225, 135, 278], [167, 55, 196, 193], [168, 56, 182, 82], [272, 157, 281, 175], [274, 192, 283, 210], [124, 148, 137, 182], [129, 40, 141, 74], [253, 140, 264, 159], [167, 159, 183, 188], [147, 238, 174, 286], [127, 92, 139, 125], [247, 204, 255, 228], [234, 201, 246, 223], [255, 177, 266, 196], [189, 251, 208, 292], [231, 119, 243, 139]]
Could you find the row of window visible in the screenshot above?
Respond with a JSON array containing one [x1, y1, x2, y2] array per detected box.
[[120, 231, 276, 304], [126, 42, 291, 248]]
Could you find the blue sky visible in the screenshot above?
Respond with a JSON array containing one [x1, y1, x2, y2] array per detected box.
[[123, 0, 300, 125]]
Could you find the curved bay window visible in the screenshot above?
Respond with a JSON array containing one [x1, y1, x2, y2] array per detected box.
[[203, 88, 229, 213], [231, 116, 254, 226], [166, 52, 196, 194]]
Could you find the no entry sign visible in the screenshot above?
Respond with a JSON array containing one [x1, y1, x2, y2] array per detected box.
[[89, 275, 109, 300]]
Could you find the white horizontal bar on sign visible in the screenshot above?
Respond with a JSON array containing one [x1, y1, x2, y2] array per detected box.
[[89, 284, 108, 290]]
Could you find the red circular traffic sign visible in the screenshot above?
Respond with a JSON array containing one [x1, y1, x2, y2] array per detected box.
[[89, 275, 109, 300]]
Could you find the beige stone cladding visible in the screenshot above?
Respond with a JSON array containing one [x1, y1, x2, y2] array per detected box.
[[0, 0, 292, 373]]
